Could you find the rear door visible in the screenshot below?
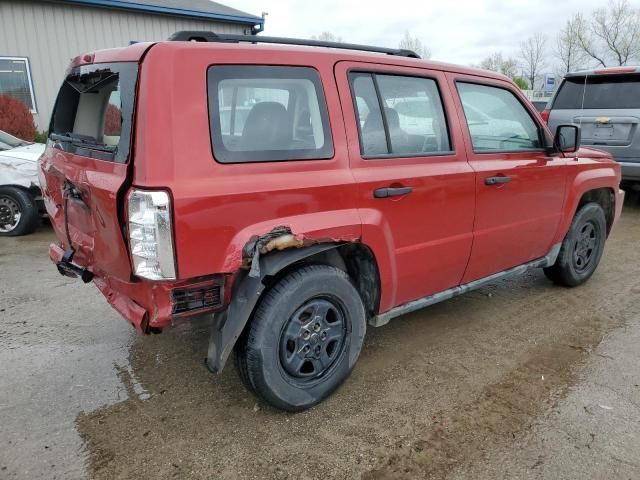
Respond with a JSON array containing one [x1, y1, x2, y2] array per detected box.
[[446, 74, 567, 283], [39, 62, 137, 279], [335, 61, 475, 310], [549, 73, 640, 165]]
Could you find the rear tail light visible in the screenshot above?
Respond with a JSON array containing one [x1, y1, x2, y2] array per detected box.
[[127, 189, 176, 280], [540, 109, 550, 124]]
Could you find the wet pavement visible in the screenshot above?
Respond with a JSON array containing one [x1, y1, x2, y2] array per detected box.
[[1, 192, 639, 479]]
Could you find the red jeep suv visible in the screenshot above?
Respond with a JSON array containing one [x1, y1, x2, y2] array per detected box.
[[40, 32, 624, 411]]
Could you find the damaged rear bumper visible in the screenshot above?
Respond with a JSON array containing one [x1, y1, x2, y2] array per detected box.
[[48, 243, 226, 333]]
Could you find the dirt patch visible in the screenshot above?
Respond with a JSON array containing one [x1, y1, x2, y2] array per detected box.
[[72, 196, 640, 480], [362, 316, 621, 479]]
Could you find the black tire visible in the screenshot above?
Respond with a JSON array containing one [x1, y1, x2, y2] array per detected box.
[[0, 186, 40, 237], [543, 202, 607, 287], [238, 265, 366, 412], [233, 336, 255, 394]]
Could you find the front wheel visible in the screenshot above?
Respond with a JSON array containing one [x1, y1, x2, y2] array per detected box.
[[543, 202, 607, 287], [0, 186, 40, 237], [238, 265, 366, 411]]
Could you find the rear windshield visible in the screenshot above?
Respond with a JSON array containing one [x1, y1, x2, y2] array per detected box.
[[552, 75, 640, 110], [49, 62, 137, 163]]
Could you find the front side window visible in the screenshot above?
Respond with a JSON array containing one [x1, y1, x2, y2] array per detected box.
[[49, 62, 137, 163], [457, 82, 541, 152], [350, 72, 451, 157], [0, 57, 36, 112], [208, 66, 333, 163]]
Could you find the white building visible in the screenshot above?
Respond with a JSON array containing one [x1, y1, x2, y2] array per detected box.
[[0, 0, 264, 130]]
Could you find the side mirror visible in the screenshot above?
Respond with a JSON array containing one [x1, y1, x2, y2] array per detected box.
[[554, 124, 580, 153]]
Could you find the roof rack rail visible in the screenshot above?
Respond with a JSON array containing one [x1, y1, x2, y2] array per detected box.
[[167, 31, 421, 59]]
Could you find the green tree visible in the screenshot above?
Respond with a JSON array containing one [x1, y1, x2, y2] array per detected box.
[[513, 77, 529, 90]]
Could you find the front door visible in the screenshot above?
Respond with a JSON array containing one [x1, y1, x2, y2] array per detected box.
[[335, 61, 476, 312], [446, 74, 568, 283]]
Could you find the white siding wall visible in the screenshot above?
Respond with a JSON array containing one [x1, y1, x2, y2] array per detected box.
[[0, 0, 250, 130]]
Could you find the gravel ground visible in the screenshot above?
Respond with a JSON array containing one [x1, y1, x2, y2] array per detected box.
[[1, 191, 639, 480]]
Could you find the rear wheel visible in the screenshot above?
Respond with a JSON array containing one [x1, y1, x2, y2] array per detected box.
[[237, 265, 366, 411], [543, 202, 607, 287], [0, 186, 40, 237]]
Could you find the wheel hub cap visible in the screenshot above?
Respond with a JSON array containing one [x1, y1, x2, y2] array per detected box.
[[280, 298, 347, 380], [573, 221, 597, 272], [0, 196, 21, 233]]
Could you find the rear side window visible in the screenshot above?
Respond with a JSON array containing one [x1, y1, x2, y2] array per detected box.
[[349, 72, 451, 157], [553, 75, 640, 110], [49, 63, 137, 163], [457, 82, 541, 152], [208, 66, 333, 163]]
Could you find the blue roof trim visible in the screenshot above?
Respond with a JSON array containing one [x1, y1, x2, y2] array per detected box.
[[60, 0, 264, 28]]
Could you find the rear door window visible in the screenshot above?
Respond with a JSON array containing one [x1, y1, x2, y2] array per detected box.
[[349, 72, 451, 157], [49, 63, 137, 163], [553, 75, 640, 110], [350, 73, 387, 155], [457, 82, 542, 152], [207, 66, 333, 163]]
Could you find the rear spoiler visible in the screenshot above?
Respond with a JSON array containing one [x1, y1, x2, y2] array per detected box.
[[565, 67, 640, 78]]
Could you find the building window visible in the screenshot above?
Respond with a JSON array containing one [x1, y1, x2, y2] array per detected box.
[[0, 57, 36, 112]]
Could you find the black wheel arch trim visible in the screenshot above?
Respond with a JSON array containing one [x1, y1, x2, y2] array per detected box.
[[206, 244, 343, 374]]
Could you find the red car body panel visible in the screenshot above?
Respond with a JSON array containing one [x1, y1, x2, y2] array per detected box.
[[68, 42, 153, 68], [553, 148, 625, 243], [133, 44, 362, 281], [39, 150, 132, 280], [444, 73, 568, 282], [335, 61, 475, 311], [39, 41, 624, 332]]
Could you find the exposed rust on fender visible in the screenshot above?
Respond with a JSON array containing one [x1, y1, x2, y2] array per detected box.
[[241, 226, 355, 277], [260, 234, 305, 254]]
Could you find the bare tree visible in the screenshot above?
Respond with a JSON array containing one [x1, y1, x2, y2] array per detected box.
[[311, 32, 343, 42], [574, 13, 608, 68], [556, 17, 588, 73], [479, 52, 518, 78], [520, 33, 547, 90], [574, 1, 640, 67], [592, 0, 640, 66], [399, 31, 432, 59]]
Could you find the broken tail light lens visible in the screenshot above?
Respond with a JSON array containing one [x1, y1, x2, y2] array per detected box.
[[127, 189, 176, 280]]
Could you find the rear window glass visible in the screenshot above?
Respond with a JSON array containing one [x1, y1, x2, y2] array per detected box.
[[49, 63, 137, 163], [349, 72, 451, 157], [207, 66, 333, 163], [553, 75, 640, 110]]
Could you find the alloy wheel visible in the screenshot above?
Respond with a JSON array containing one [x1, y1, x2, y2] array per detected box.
[[0, 195, 21, 233]]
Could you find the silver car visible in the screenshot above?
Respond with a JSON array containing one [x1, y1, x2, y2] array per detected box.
[[547, 67, 640, 184]]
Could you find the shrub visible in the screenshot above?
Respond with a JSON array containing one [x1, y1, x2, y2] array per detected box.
[[34, 131, 48, 144], [104, 104, 122, 136], [0, 94, 37, 142], [513, 77, 530, 90]]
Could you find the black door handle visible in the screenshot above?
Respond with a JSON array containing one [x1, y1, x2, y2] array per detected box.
[[485, 176, 512, 186], [373, 186, 413, 198]]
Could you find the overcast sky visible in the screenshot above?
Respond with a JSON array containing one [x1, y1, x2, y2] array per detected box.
[[232, 0, 617, 70]]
